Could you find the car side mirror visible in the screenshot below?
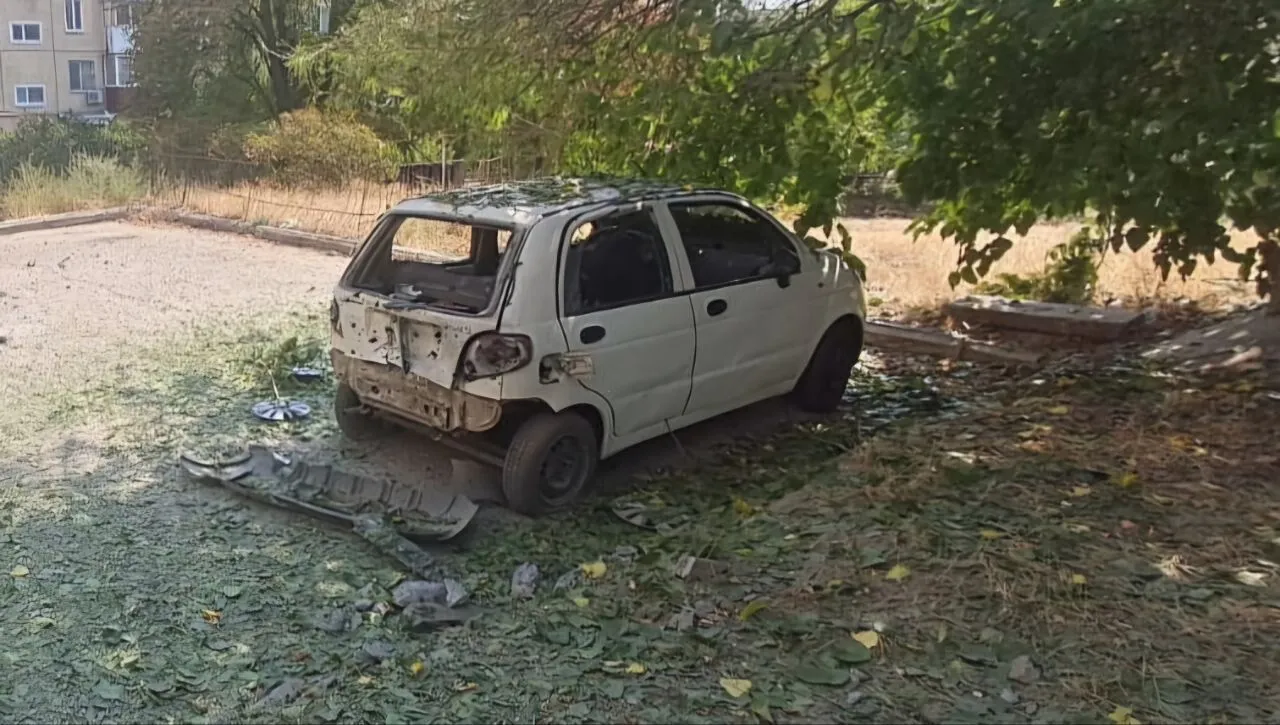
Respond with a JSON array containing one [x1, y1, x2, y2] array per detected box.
[[761, 260, 799, 288]]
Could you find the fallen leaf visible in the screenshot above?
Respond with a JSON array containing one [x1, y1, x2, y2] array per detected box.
[[738, 600, 768, 621], [732, 496, 758, 517], [357, 675, 375, 686], [1048, 405, 1071, 416], [201, 609, 222, 625], [832, 640, 872, 664], [572, 596, 590, 608], [92, 680, 126, 702], [1235, 570, 1266, 587], [453, 681, 478, 693], [625, 662, 646, 675], [10, 564, 29, 578], [885, 564, 911, 582], [719, 677, 752, 698], [1108, 706, 1141, 725], [795, 663, 850, 686], [1070, 485, 1092, 497], [580, 561, 607, 579], [979, 529, 1004, 540], [1065, 523, 1091, 533], [1071, 573, 1088, 585], [409, 661, 425, 676], [1115, 472, 1139, 488], [852, 630, 881, 649]]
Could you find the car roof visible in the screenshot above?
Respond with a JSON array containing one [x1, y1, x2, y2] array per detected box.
[[387, 177, 743, 227]]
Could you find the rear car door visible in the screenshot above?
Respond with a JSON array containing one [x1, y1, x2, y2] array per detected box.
[[659, 198, 813, 421], [557, 204, 696, 438]]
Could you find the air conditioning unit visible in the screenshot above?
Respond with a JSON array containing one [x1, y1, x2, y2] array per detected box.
[[84, 89, 104, 105]]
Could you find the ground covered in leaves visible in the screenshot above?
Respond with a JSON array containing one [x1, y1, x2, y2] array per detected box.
[[2, 301, 1278, 724]]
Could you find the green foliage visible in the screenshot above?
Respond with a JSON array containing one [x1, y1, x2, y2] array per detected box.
[[133, 0, 364, 131], [974, 230, 1100, 305], [243, 109, 394, 187], [885, 0, 1280, 304], [293, 0, 910, 272], [0, 117, 147, 185], [237, 334, 325, 399], [2, 155, 148, 218]]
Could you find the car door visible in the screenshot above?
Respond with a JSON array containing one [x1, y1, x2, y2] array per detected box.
[[658, 198, 814, 422], [557, 204, 696, 439]]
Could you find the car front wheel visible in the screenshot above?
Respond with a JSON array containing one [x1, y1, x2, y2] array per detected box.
[[502, 411, 598, 516], [793, 318, 863, 413]]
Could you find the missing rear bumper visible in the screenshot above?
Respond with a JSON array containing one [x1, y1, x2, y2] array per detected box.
[[331, 351, 502, 433]]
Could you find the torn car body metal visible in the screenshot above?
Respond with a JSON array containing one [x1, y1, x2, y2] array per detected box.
[[178, 446, 478, 577]]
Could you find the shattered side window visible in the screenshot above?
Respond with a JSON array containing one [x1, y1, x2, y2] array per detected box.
[[564, 208, 673, 315]]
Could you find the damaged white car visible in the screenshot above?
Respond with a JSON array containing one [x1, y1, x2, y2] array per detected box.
[[330, 179, 866, 516]]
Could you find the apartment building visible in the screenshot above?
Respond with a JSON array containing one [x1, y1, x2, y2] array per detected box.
[[0, 0, 137, 131]]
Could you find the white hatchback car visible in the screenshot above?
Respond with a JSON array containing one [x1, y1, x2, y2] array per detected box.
[[330, 179, 866, 515]]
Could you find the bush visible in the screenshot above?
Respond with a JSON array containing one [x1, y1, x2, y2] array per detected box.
[[975, 229, 1101, 305], [0, 117, 147, 184], [2, 155, 148, 218], [243, 109, 394, 187]]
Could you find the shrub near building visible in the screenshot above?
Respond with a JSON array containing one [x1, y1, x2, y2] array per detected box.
[[243, 109, 396, 188]]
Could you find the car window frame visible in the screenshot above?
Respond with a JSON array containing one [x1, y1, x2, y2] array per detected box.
[[664, 198, 805, 293], [560, 204, 678, 317]]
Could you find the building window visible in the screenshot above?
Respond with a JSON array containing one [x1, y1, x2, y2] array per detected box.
[[15, 85, 46, 107], [69, 60, 97, 92], [10, 22, 42, 43], [315, 1, 331, 34], [106, 56, 134, 87], [65, 0, 84, 31], [110, 3, 137, 28]]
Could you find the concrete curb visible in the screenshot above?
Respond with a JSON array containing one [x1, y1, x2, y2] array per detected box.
[[146, 208, 358, 257], [0, 205, 360, 258], [0, 207, 134, 236]]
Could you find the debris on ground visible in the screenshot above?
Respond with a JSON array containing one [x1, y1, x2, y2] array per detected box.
[[290, 366, 324, 382], [1007, 654, 1040, 684], [674, 555, 729, 581], [392, 578, 469, 609], [178, 446, 478, 577], [251, 400, 312, 421], [510, 563, 540, 598]]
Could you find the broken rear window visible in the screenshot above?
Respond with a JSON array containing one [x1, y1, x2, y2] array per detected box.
[[348, 215, 516, 313]]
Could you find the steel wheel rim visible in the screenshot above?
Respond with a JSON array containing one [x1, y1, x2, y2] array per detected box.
[[538, 435, 589, 504]]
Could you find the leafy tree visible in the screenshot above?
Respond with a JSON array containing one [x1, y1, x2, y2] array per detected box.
[[132, 0, 363, 133], [294, 0, 909, 270], [883, 0, 1280, 311]]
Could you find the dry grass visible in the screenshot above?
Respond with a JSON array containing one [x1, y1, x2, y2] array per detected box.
[[149, 182, 1260, 311], [841, 217, 1259, 314]]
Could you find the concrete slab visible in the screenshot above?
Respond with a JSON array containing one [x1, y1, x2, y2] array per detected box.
[[946, 295, 1148, 341]]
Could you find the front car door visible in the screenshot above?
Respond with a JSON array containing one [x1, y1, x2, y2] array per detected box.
[[557, 204, 696, 442], [656, 197, 815, 424]]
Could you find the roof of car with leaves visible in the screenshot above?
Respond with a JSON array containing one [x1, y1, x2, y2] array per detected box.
[[389, 177, 736, 226]]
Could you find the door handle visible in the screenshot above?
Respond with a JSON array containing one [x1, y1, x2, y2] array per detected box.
[[706, 299, 728, 316], [580, 325, 606, 344]]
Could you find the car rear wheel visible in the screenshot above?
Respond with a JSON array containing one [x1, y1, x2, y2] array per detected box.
[[502, 411, 598, 517], [792, 318, 863, 413], [334, 383, 391, 441]]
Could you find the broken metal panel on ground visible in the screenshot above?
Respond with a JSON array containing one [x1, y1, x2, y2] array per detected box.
[[178, 446, 478, 578]]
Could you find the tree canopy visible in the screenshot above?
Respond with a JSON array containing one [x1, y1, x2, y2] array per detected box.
[[133, 0, 1280, 306]]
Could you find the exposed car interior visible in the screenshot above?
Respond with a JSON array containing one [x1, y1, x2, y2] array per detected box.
[[349, 215, 514, 312]]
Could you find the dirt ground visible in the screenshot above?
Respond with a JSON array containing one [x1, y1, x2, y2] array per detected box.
[[2, 222, 1277, 724]]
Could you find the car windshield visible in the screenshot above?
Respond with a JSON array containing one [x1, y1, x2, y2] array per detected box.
[[345, 214, 518, 313]]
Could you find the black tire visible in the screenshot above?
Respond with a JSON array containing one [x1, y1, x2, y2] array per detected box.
[[334, 382, 390, 441], [502, 411, 598, 517], [792, 318, 863, 413]]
